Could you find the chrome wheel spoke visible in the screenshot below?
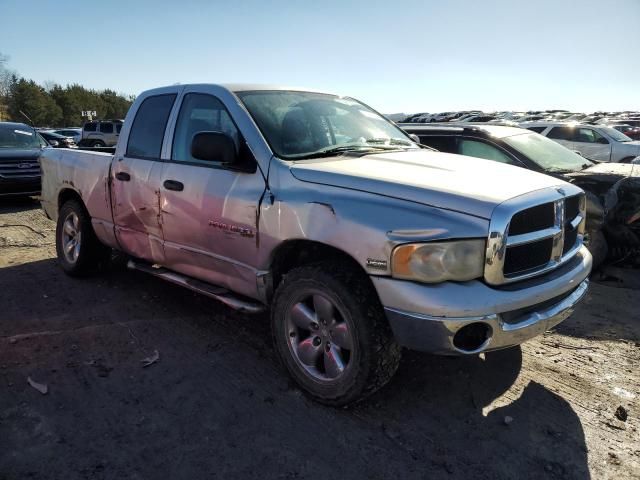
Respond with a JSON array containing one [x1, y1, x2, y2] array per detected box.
[[60, 212, 82, 265], [65, 240, 75, 254], [313, 294, 334, 325], [324, 344, 346, 379], [297, 337, 322, 367], [331, 322, 352, 350], [287, 290, 353, 382], [63, 220, 75, 236], [291, 302, 317, 331]]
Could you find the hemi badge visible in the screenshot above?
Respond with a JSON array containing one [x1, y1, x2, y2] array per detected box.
[[366, 258, 388, 270]]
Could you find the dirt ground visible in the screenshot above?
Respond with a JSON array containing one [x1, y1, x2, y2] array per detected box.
[[0, 198, 638, 480]]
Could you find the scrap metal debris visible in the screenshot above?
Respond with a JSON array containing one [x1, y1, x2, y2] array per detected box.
[[27, 377, 48, 395], [140, 350, 160, 368]]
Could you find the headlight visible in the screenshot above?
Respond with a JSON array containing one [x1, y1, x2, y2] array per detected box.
[[391, 239, 486, 283]]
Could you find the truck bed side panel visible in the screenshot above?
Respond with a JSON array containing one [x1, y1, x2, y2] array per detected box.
[[39, 148, 118, 248]]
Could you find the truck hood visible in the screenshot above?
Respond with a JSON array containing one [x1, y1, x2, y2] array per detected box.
[[290, 150, 567, 219]]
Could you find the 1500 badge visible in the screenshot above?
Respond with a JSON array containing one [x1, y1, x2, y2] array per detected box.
[[208, 220, 254, 238]]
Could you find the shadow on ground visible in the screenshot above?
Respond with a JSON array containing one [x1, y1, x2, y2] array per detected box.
[[0, 196, 40, 215], [0, 258, 590, 479]]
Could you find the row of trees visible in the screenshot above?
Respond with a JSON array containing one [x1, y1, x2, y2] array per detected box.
[[0, 53, 134, 127]]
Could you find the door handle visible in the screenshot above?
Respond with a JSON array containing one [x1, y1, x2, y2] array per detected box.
[[115, 171, 130, 181], [163, 179, 184, 191]]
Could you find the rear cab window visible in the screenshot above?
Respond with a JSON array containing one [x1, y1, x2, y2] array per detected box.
[[126, 94, 177, 159]]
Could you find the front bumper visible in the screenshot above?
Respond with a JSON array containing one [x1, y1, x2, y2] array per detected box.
[[0, 177, 41, 196], [373, 245, 592, 354]]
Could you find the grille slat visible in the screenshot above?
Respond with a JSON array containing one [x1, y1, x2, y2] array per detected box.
[[504, 238, 554, 276], [508, 202, 555, 235], [0, 160, 40, 178], [497, 193, 584, 281], [564, 195, 580, 222]]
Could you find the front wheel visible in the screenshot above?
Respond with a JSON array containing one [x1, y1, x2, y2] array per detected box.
[[56, 199, 110, 276], [271, 262, 401, 406]]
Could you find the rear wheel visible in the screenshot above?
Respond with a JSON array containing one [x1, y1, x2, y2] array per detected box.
[[92, 140, 106, 147], [56, 199, 110, 276], [271, 262, 401, 406]]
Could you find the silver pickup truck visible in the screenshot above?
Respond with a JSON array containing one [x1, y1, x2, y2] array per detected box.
[[40, 84, 592, 405]]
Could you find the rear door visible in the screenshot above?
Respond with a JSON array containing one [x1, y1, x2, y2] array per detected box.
[[545, 126, 575, 150], [158, 87, 266, 297], [111, 93, 177, 263], [98, 122, 117, 146]]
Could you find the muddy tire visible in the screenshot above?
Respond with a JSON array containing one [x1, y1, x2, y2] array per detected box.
[[56, 199, 110, 276], [271, 262, 401, 406]]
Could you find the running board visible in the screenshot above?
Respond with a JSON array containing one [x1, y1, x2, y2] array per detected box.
[[127, 260, 265, 314]]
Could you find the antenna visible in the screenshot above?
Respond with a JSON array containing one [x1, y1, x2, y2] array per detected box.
[[19, 110, 34, 127]]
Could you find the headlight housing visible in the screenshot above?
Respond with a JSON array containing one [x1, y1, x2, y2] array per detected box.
[[391, 239, 486, 283]]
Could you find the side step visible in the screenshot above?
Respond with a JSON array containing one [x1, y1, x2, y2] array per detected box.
[[127, 260, 265, 314]]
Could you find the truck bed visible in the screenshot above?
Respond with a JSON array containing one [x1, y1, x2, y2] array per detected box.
[[39, 147, 114, 225]]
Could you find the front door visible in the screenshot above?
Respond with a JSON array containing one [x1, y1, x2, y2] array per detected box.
[[572, 127, 612, 162], [159, 89, 266, 297], [111, 93, 177, 263]]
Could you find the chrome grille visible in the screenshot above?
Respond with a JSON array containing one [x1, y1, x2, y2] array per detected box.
[[0, 158, 40, 178], [485, 187, 586, 285]]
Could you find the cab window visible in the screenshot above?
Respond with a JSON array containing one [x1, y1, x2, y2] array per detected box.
[[459, 139, 519, 166], [172, 93, 240, 165]]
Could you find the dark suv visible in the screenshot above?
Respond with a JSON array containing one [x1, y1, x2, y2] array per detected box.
[[400, 123, 640, 267], [0, 122, 45, 197]]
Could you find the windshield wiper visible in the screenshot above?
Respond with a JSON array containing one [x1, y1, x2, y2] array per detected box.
[[292, 144, 401, 160], [365, 137, 414, 147]]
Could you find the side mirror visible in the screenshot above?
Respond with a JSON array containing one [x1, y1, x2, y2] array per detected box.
[[49, 140, 60, 147], [191, 131, 236, 164], [597, 137, 609, 145], [408, 133, 420, 144]]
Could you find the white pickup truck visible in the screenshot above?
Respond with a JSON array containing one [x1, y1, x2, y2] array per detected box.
[[39, 84, 592, 405]]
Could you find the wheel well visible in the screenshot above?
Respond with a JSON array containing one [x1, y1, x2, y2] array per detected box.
[[269, 240, 372, 296], [58, 189, 84, 211], [620, 156, 635, 164]]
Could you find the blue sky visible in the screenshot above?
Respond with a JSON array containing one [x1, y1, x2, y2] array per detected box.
[[1, 0, 639, 113]]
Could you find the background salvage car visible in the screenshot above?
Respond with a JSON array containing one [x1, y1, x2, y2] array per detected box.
[[0, 122, 43, 196], [401, 123, 640, 268], [521, 122, 640, 163]]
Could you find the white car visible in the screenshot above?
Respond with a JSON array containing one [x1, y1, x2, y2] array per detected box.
[[521, 122, 640, 163]]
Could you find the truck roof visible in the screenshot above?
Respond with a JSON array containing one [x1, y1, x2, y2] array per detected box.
[[142, 83, 335, 96]]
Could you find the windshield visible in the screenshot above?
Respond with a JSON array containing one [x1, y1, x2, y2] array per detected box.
[[0, 125, 41, 148], [236, 90, 418, 159], [503, 132, 591, 172], [600, 126, 633, 142]]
